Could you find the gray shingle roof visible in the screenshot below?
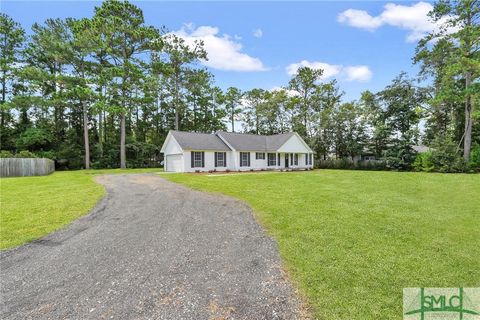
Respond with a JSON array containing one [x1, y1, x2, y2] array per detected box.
[[217, 132, 295, 152], [170, 131, 231, 151], [169, 130, 301, 152]]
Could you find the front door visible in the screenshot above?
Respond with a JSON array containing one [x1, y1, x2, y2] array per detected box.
[[285, 153, 289, 168]]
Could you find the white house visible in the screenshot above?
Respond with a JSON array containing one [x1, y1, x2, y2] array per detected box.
[[160, 130, 314, 172]]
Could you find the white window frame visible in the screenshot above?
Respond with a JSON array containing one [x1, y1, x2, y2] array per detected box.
[[268, 153, 276, 166], [256, 152, 265, 160], [216, 152, 226, 167], [193, 151, 203, 168], [240, 152, 250, 167]]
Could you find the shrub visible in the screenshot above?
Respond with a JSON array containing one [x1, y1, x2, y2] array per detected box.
[[0, 150, 13, 158], [468, 143, 480, 172], [413, 152, 434, 172], [16, 127, 52, 151], [15, 150, 37, 158], [35, 150, 56, 160], [317, 159, 387, 171]]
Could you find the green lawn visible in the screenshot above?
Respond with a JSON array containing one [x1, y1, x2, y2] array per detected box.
[[163, 170, 480, 320], [0, 168, 162, 249]]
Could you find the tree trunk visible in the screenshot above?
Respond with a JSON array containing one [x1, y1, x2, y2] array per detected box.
[[174, 70, 180, 130], [98, 86, 104, 158], [231, 110, 235, 133], [463, 72, 473, 162], [83, 102, 90, 169], [98, 111, 103, 157], [120, 112, 126, 168], [1, 70, 6, 134]]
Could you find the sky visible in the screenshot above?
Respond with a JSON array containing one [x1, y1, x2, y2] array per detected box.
[[1, 0, 438, 102]]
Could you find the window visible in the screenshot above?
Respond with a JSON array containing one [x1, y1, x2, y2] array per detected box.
[[294, 153, 298, 166], [255, 152, 265, 160], [215, 152, 226, 167], [268, 153, 276, 166], [191, 151, 204, 168], [240, 152, 250, 167], [306, 153, 313, 165]]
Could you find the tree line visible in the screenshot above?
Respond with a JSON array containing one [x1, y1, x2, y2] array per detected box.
[[1, 0, 479, 172]]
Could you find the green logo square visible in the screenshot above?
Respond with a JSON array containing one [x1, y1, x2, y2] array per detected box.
[[404, 288, 480, 320]]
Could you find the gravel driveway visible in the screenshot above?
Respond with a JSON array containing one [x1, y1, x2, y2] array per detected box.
[[1, 174, 303, 319]]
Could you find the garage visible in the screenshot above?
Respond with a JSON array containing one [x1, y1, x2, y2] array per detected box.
[[165, 154, 183, 172]]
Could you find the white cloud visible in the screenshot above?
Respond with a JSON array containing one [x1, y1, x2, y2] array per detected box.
[[271, 86, 301, 97], [172, 24, 267, 72], [338, 2, 449, 42], [286, 60, 342, 78], [253, 28, 263, 38], [343, 65, 373, 82], [286, 60, 372, 82], [337, 9, 382, 32]]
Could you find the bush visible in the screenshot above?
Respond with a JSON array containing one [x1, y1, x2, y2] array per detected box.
[[0, 150, 14, 158], [317, 159, 387, 171], [15, 150, 37, 158], [16, 127, 52, 151], [35, 150, 56, 160], [413, 152, 434, 172], [468, 143, 480, 172]]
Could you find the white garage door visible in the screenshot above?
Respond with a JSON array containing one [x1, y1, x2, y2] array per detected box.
[[166, 154, 183, 172]]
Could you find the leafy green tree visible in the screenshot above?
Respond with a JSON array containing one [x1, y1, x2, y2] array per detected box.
[[162, 34, 207, 131], [242, 88, 268, 134], [415, 0, 480, 161], [93, 0, 159, 168], [0, 14, 25, 149], [224, 87, 242, 132], [288, 66, 324, 140], [377, 73, 427, 169], [333, 102, 367, 160]]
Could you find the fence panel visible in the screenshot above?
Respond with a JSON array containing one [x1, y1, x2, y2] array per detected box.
[[0, 158, 55, 177]]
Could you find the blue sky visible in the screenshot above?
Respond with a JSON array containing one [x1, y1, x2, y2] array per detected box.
[[2, 1, 437, 101]]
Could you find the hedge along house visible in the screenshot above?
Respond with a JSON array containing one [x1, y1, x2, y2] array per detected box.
[[161, 130, 314, 172]]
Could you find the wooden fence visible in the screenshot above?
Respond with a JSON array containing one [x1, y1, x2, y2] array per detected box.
[[0, 158, 55, 177]]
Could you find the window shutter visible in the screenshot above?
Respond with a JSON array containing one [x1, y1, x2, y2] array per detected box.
[[239, 153, 242, 167], [224, 152, 227, 167], [191, 152, 194, 168], [277, 153, 280, 166], [214, 152, 218, 167], [201, 152, 205, 167], [248, 152, 251, 167]]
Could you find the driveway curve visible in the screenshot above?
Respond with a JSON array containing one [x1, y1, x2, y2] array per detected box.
[[1, 174, 303, 320]]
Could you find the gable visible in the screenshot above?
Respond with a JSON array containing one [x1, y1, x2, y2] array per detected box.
[[161, 133, 183, 154], [277, 134, 312, 153], [169, 130, 231, 151]]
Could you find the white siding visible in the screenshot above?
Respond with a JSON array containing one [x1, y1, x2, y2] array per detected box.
[[162, 135, 183, 155], [165, 154, 183, 172], [277, 134, 312, 153], [183, 151, 236, 172]]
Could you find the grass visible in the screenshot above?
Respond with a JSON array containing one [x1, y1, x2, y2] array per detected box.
[[163, 170, 480, 319], [0, 168, 162, 249]]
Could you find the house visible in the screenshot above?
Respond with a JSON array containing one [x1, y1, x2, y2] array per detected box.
[[412, 145, 431, 153], [160, 130, 314, 172]]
